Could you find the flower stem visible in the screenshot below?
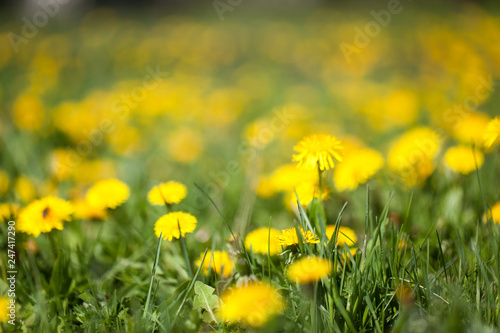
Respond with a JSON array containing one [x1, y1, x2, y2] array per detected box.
[[143, 233, 163, 320], [178, 219, 193, 278], [47, 232, 58, 259], [268, 217, 272, 284], [317, 164, 323, 204], [315, 163, 327, 232], [311, 281, 319, 333]]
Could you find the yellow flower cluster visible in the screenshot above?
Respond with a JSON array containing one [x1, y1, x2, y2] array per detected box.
[[333, 147, 384, 191], [18, 197, 74, 237], [0, 203, 20, 222], [293, 134, 343, 171], [451, 112, 490, 145], [73, 199, 108, 220], [444, 146, 484, 175], [2, 9, 500, 331], [196, 250, 234, 278], [154, 212, 197, 241], [10, 177, 133, 236], [257, 164, 317, 198], [325, 226, 357, 247], [484, 117, 500, 149], [86, 179, 130, 210], [221, 281, 284, 327], [485, 202, 500, 225], [244, 227, 283, 256], [278, 228, 320, 246], [287, 256, 332, 284], [284, 182, 330, 210], [0, 296, 10, 322], [388, 127, 441, 187], [147, 181, 187, 206], [14, 176, 37, 203]]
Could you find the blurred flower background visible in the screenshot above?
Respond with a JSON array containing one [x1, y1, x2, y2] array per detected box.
[[1, 1, 499, 218]]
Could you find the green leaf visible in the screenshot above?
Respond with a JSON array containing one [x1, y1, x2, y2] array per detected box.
[[50, 251, 72, 296], [79, 291, 96, 305], [202, 311, 217, 323], [307, 197, 327, 233], [193, 281, 221, 323]]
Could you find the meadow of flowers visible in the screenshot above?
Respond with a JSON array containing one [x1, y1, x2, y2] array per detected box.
[[1, 2, 500, 332]]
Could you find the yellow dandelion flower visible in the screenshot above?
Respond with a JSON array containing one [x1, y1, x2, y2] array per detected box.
[[284, 182, 330, 210], [12, 94, 45, 131], [452, 112, 489, 145], [73, 199, 108, 220], [14, 176, 37, 203], [484, 116, 500, 149], [485, 202, 500, 225], [196, 250, 233, 278], [86, 179, 129, 209], [147, 181, 187, 206], [325, 226, 358, 247], [72, 159, 116, 185], [18, 196, 74, 237], [154, 211, 197, 241], [0, 203, 20, 222], [258, 164, 317, 197], [360, 90, 419, 131], [278, 228, 319, 246], [255, 176, 275, 198], [444, 145, 484, 175], [333, 148, 384, 191], [244, 228, 282, 255], [0, 296, 10, 322], [165, 128, 204, 163], [388, 127, 441, 187], [293, 134, 343, 171], [52, 97, 106, 143], [221, 281, 284, 327], [287, 256, 332, 283]]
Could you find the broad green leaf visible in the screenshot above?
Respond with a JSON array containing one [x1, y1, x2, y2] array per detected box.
[[307, 197, 327, 233], [193, 281, 221, 323], [50, 251, 72, 296], [79, 291, 96, 305]]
